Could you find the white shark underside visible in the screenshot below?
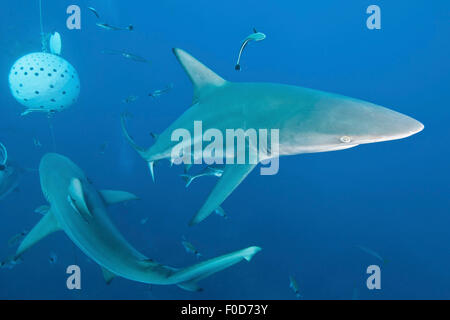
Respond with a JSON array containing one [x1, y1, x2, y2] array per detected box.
[[122, 48, 424, 226], [16, 153, 261, 290]]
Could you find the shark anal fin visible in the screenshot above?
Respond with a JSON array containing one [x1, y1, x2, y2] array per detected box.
[[16, 209, 60, 257], [189, 163, 256, 226], [68, 178, 92, 222], [172, 48, 227, 104], [99, 190, 139, 205], [101, 267, 116, 285]]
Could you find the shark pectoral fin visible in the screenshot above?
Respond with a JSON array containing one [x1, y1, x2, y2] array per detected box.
[[68, 178, 92, 221], [189, 163, 257, 226], [101, 267, 116, 285], [172, 48, 227, 104], [16, 209, 60, 257], [99, 190, 139, 205], [177, 280, 203, 292]]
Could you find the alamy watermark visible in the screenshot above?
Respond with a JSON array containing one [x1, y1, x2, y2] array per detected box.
[[170, 121, 280, 175], [66, 264, 81, 290]]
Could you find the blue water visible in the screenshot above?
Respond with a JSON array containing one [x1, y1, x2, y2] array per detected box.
[[0, 0, 448, 299]]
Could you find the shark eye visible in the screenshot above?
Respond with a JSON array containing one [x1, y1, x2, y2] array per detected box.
[[340, 136, 352, 143]]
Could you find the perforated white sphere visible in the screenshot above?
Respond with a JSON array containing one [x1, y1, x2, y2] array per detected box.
[[8, 52, 80, 114]]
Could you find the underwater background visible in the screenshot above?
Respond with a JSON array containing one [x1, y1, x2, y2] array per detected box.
[[0, 0, 449, 299]]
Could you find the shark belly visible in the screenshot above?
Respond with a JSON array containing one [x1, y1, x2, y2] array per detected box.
[[49, 188, 165, 284]]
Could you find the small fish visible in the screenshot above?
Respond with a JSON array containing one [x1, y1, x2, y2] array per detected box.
[[289, 275, 302, 299], [235, 28, 266, 71], [101, 49, 148, 63], [122, 110, 134, 119], [7, 230, 28, 247], [99, 142, 108, 155], [0, 255, 22, 270], [96, 23, 133, 31], [356, 245, 387, 264], [213, 206, 228, 219], [34, 205, 50, 215], [140, 217, 149, 225], [33, 138, 42, 148], [181, 237, 202, 258], [122, 95, 139, 104], [180, 165, 224, 188], [148, 83, 173, 98], [49, 252, 58, 264], [88, 7, 100, 19]]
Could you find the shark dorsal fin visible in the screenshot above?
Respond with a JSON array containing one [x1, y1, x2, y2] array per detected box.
[[172, 48, 226, 104]]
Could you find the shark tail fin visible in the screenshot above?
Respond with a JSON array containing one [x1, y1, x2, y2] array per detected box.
[[172, 48, 227, 104], [120, 113, 150, 160], [180, 174, 195, 188], [169, 246, 261, 290]]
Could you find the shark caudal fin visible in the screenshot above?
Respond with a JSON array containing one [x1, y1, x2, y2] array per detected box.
[[169, 246, 261, 291], [121, 113, 159, 182], [172, 48, 227, 104], [120, 114, 148, 159], [180, 174, 195, 188]]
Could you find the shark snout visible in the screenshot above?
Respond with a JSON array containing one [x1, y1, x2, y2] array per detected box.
[[40, 153, 67, 172], [354, 108, 424, 144]]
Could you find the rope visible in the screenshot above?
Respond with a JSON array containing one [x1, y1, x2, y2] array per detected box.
[[47, 115, 56, 151], [39, 0, 47, 52]]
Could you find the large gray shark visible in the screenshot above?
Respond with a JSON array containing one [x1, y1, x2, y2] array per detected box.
[[122, 48, 424, 226], [16, 153, 261, 290]]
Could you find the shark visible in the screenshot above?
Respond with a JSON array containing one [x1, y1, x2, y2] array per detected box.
[[122, 48, 424, 226], [15, 153, 261, 290]]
